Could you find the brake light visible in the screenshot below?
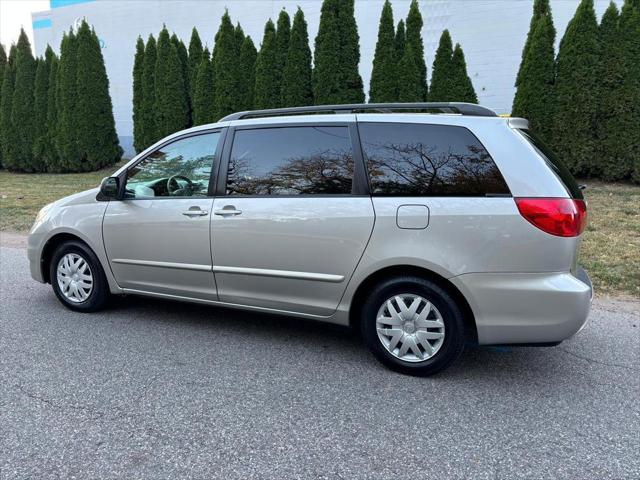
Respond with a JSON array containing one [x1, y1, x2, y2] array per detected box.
[[515, 198, 587, 237]]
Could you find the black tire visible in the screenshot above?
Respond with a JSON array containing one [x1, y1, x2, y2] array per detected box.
[[49, 240, 110, 312], [360, 276, 466, 376]]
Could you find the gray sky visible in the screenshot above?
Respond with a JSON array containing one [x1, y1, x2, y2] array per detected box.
[[1, 0, 49, 50]]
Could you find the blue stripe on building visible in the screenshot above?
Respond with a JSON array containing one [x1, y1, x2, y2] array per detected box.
[[50, 0, 96, 9], [32, 18, 53, 29]]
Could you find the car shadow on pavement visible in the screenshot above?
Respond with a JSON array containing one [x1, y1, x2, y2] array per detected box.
[[106, 294, 574, 381]]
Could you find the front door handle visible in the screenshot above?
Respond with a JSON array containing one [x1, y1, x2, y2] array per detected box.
[[214, 205, 242, 216], [182, 207, 209, 217]]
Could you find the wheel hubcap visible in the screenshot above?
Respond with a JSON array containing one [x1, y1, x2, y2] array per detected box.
[[56, 253, 93, 303], [376, 294, 445, 363]]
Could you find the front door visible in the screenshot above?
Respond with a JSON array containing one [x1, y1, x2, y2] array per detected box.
[[211, 124, 374, 316], [103, 131, 223, 300]]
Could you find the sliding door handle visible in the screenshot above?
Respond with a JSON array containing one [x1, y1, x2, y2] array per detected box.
[[214, 206, 242, 216], [182, 208, 209, 217]]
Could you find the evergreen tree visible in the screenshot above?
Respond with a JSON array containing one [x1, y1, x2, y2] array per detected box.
[[512, 9, 556, 143], [0, 46, 16, 169], [32, 46, 55, 172], [75, 21, 122, 171], [406, 0, 428, 100], [553, 0, 600, 176], [0, 44, 7, 167], [450, 43, 478, 103], [596, 2, 629, 180], [188, 27, 203, 104], [429, 29, 454, 101], [156, 41, 190, 138], [171, 33, 191, 126], [235, 23, 246, 50], [43, 53, 59, 171], [515, 0, 552, 88], [254, 19, 280, 109], [369, 0, 397, 103], [395, 19, 406, 59], [7, 29, 37, 171], [238, 36, 258, 110], [213, 11, 241, 119], [313, 0, 364, 104], [141, 34, 157, 149], [619, 0, 640, 183], [56, 30, 80, 171], [275, 9, 291, 105], [397, 43, 422, 102], [282, 7, 313, 107], [132, 36, 145, 153], [193, 48, 215, 125], [337, 0, 365, 103]]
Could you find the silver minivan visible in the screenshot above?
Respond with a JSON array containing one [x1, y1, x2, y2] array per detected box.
[[28, 103, 592, 375]]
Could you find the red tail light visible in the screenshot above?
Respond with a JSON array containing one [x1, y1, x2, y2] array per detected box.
[[515, 198, 587, 237]]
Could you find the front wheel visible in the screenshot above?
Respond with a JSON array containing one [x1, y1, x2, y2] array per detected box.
[[49, 240, 110, 312], [360, 276, 466, 376]]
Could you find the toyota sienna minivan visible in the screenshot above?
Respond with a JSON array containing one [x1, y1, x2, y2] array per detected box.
[[28, 102, 592, 376]]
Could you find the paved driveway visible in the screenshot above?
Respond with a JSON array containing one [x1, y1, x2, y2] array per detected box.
[[0, 245, 638, 479]]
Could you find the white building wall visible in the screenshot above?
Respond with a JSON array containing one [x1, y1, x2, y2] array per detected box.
[[32, 0, 611, 156]]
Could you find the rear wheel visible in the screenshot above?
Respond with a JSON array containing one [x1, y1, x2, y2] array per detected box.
[[360, 276, 466, 376], [49, 241, 110, 312]]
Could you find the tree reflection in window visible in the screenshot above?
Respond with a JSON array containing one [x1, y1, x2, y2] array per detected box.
[[227, 127, 354, 195], [127, 132, 219, 197], [359, 123, 510, 196]]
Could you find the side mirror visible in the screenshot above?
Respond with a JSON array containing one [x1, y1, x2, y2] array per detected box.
[[98, 176, 120, 200]]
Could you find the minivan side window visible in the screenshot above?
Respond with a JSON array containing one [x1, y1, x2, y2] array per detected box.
[[358, 123, 510, 196], [125, 132, 220, 199], [226, 126, 354, 195]]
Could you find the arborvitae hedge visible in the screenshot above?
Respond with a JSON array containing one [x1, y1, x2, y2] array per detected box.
[[337, 0, 365, 103], [74, 21, 122, 171], [193, 48, 215, 125], [620, 0, 640, 183], [275, 9, 291, 106], [406, 0, 428, 100], [0, 44, 6, 167], [515, 0, 552, 89], [397, 43, 422, 102], [450, 44, 478, 103], [140, 35, 157, 149], [43, 53, 59, 171], [213, 11, 241, 119], [188, 27, 203, 105], [171, 34, 191, 126], [56, 31, 80, 171], [32, 46, 55, 172], [8, 29, 37, 171], [132, 36, 145, 153], [254, 19, 280, 109], [512, 7, 556, 143], [429, 30, 454, 101], [395, 19, 406, 58], [369, 0, 397, 103], [282, 7, 313, 107], [553, 0, 600, 176], [154, 26, 171, 139], [596, 2, 629, 180], [0, 46, 16, 169], [238, 36, 258, 110]]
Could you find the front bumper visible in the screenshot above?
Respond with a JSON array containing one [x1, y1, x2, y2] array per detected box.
[[27, 230, 46, 283], [450, 267, 593, 345]]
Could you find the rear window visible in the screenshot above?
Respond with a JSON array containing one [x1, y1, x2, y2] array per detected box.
[[358, 122, 510, 196], [518, 129, 584, 200]]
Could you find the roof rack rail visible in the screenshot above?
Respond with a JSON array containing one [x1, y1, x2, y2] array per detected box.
[[219, 102, 497, 122]]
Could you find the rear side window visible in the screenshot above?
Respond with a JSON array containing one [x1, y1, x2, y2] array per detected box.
[[518, 129, 584, 200], [226, 126, 354, 195], [358, 122, 510, 196]]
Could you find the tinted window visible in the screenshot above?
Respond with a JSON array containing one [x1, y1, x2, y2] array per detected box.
[[518, 129, 583, 200], [227, 126, 354, 195], [359, 123, 510, 196], [126, 132, 219, 199]]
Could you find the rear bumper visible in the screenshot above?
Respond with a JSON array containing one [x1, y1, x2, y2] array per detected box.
[[450, 268, 592, 345]]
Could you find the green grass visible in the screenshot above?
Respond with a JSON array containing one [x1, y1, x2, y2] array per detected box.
[[0, 168, 638, 297]]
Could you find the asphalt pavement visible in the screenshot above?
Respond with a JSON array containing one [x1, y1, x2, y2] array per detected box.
[[0, 244, 638, 479]]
